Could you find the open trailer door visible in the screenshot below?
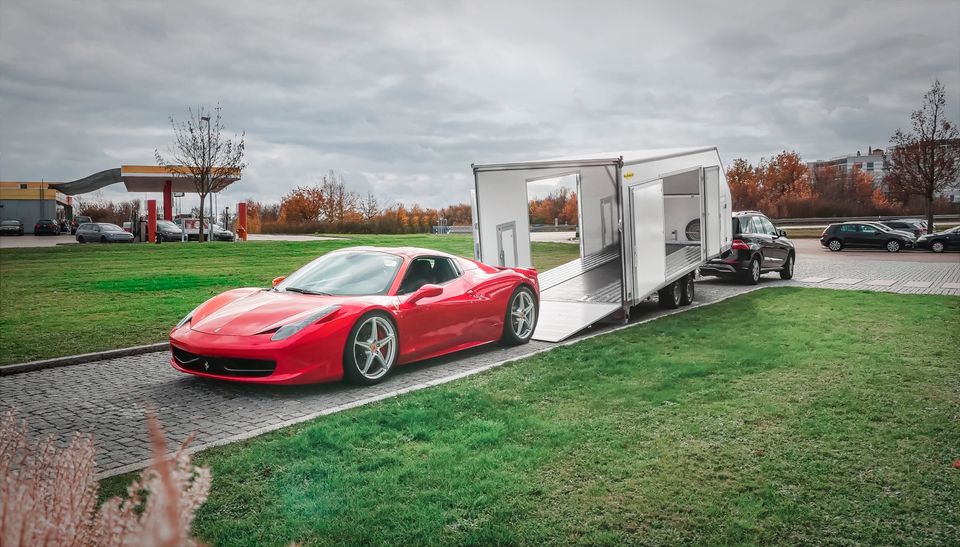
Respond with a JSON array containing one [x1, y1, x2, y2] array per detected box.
[[626, 177, 666, 301], [703, 165, 722, 258]]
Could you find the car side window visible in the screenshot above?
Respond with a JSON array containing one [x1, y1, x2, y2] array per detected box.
[[840, 224, 857, 233], [432, 257, 461, 284], [759, 217, 777, 236], [860, 224, 877, 234], [398, 257, 462, 295], [740, 216, 755, 234]]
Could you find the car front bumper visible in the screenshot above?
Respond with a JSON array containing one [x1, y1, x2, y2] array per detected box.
[[169, 321, 353, 385]]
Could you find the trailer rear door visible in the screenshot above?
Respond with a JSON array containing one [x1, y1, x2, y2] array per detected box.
[[627, 178, 666, 300], [703, 166, 721, 258]]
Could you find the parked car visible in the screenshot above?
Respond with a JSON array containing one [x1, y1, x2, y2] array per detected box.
[[170, 247, 540, 385], [58, 219, 69, 233], [699, 211, 796, 285], [820, 221, 916, 252], [34, 219, 60, 235], [210, 223, 236, 242], [70, 215, 92, 234], [916, 225, 960, 253], [157, 220, 184, 241], [0, 220, 24, 236], [75, 223, 135, 243], [880, 219, 925, 238]]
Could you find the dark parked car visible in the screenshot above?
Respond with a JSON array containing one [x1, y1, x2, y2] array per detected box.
[[699, 211, 796, 285], [156, 220, 184, 242], [820, 221, 916, 252], [0, 220, 24, 236], [880, 220, 925, 238], [34, 219, 60, 235], [210, 223, 236, 242], [70, 215, 93, 234], [75, 223, 135, 243], [916, 225, 960, 253]]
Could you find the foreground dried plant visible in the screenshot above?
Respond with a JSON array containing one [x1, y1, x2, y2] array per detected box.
[[0, 409, 211, 546]]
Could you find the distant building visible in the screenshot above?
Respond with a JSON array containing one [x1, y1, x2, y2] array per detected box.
[[0, 181, 72, 234], [806, 148, 888, 184]]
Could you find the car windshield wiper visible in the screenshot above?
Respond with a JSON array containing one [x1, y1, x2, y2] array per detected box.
[[283, 287, 331, 296]]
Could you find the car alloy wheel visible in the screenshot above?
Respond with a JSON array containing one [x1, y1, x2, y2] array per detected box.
[[886, 240, 901, 253], [347, 314, 397, 383], [780, 254, 795, 280], [828, 239, 842, 252], [931, 241, 945, 253], [502, 286, 537, 345], [750, 258, 761, 283]]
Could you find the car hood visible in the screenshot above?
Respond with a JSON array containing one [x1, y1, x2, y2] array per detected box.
[[191, 289, 364, 336], [887, 229, 915, 239]]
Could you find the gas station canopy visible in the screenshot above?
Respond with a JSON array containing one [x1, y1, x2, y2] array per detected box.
[[54, 165, 241, 196]]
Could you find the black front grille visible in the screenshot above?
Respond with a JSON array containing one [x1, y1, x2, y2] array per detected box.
[[172, 346, 276, 378]]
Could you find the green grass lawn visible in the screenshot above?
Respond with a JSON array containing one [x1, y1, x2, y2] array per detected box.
[[99, 288, 960, 546], [0, 234, 578, 365]]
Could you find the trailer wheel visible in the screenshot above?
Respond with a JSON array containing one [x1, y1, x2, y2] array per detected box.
[[658, 280, 681, 309], [680, 274, 695, 306]]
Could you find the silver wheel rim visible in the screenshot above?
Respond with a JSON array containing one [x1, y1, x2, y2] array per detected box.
[[829, 240, 841, 251], [887, 241, 899, 252], [686, 277, 694, 300], [932, 242, 943, 252], [352, 316, 396, 380], [752, 260, 760, 281], [672, 282, 681, 302], [511, 291, 536, 339]]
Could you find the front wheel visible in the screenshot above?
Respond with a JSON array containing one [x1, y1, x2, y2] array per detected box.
[[77, 236, 86, 244], [501, 286, 537, 346], [931, 241, 945, 253], [885, 239, 901, 253], [679, 274, 695, 306], [343, 312, 398, 385], [828, 239, 842, 252], [780, 254, 795, 280]]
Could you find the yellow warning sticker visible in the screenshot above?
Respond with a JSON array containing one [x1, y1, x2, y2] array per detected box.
[[623, 172, 634, 179]]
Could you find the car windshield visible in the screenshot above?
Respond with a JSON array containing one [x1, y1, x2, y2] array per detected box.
[[100, 224, 124, 232], [278, 251, 404, 296], [157, 221, 180, 230], [1, 220, 19, 226], [947, 225, 960, 234]]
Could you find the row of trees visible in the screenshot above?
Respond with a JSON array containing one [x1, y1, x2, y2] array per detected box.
[[529, 188, 579, 225]]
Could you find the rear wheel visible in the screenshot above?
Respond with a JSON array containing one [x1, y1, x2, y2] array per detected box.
[[828, 239, 843, 252], [658, 280, 682, 309], [931, 241, 945, 253], [679, 274, 695, 306], [77, 236, 86, 243], [501, 285, 537, 346], [742, 257, 761, 285], [780, 254, 795, 280], [885, 239, 901, 253], [343, 312, 397, 385]]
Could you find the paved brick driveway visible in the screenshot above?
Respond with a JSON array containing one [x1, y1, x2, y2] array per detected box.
[[1, 258, 957, 478]]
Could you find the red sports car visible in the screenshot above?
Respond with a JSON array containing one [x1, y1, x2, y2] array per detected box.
[[169, 247, 539, 385]]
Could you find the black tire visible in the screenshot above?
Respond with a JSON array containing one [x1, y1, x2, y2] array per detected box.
[[827, 239, 843, 252], [100, 235, 107, 243], [77, 236, 85, 243], [679, 274, 695, 306], [742, 256, 761, 285], [501, 285, 538, 346], [343, 311, 398, 385], [780, 253, 795, 280], [931, 240, 945, 253], [885, 239, 901, 253], [658, 280, 682, 309]]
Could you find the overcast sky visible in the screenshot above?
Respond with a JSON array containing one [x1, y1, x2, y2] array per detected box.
[[1, 0, 958, 211]]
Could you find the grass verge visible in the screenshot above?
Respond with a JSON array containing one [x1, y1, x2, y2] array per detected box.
[[0, 234, 578, 365], [100, 288, 960, 545]]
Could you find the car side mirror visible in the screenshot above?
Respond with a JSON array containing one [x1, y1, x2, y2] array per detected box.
[[272, 275, 286, 287], [407, 283, 443, 304], [777, 229, 786, 237]]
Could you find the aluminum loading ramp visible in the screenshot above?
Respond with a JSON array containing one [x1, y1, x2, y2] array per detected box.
[[532, 250, 622, 342]]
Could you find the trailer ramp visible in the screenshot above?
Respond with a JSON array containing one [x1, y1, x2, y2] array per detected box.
[[532, 250, 622, 342]]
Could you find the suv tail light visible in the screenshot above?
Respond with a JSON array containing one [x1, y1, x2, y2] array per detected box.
[[731, 239, 749, 250]]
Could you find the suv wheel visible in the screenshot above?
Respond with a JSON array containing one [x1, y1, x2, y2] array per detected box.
[[743, 257, 761, 285], [828, 239, 842, 252], [885, 239, 901, 253], [780, 254, 795, 280]]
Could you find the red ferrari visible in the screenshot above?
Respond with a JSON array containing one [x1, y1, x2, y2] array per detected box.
[[169, 247, 539, 385]]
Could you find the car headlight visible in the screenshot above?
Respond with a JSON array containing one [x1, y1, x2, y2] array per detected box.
[[271, 305, 341, 341], [176, 304, 203, 329]]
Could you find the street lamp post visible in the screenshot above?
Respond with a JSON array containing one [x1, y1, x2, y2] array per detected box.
[[200, 115, 211, 241]]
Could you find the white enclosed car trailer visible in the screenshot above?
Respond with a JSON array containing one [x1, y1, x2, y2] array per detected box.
[[471, 147, 732, 342]]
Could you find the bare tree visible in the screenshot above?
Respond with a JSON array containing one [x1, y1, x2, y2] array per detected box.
[[360, 191, 380, 221], [318, 170, 358, 223], [155, 105, 246, 242], [886, 80, 960, 230]]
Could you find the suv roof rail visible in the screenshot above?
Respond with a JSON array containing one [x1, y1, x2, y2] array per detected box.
[[733, 210, 764, 215]]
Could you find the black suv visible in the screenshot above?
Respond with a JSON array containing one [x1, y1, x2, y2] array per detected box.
[[820, 221, 916, 252], [699, 211, 796, 285]]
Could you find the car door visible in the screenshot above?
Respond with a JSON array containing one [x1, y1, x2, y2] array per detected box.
[[947, 227, 960, 250], [396, 256, 482, 361], [758, 216, 788, 267], [744, 216, 775, 268], [857, 224, 884, 248]]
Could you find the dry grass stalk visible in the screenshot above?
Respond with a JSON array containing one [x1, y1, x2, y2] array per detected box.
[[0, 409, 211, 546]]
